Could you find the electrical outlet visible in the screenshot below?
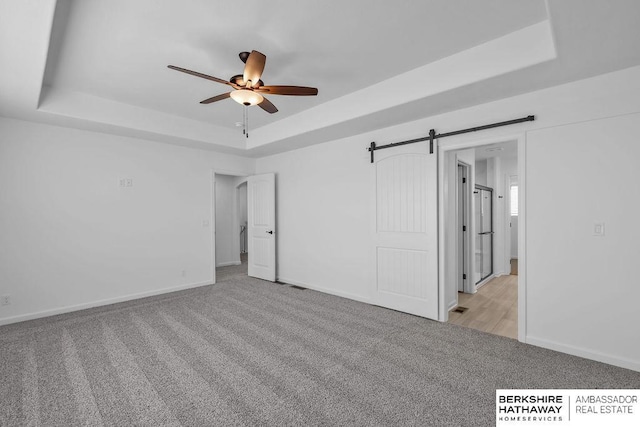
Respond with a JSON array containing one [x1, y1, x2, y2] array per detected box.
[[0, 295, 10, 306]]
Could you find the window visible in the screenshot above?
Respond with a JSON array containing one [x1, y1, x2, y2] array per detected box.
[[510, 185, 518, 216]]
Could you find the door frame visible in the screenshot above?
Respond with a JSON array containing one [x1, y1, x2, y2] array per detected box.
[[236, 180, 248, 255], [507, 175, 519, 270], [438, 133, 527, 343], [456, 161, 472, 295]]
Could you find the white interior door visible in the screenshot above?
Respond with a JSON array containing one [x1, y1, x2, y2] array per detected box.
[[248, 173, 276, 281], [372, 142, 438, 319]]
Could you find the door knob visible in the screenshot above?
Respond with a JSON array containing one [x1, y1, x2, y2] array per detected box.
[[266, 230, 273, 234]]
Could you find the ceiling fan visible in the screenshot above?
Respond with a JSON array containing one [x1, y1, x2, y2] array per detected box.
[[167, 50, 318, 115]]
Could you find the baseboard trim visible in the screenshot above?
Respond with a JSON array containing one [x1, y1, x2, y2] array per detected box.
[[526, 335, 639, 372], [277, 276, 372, 305], [475, 274, 495, 290], [0, 280, 212, 327], [216, 261, 241, 267]]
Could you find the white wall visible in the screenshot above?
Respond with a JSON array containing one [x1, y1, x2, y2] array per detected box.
[[256, 135, 373, 301], [0, 117, 253, 325], [3, 64, 640, 370], [456, 150, 475, 170], [510, 214, 519, 259], [257, 65, 640, 371], [475, 159, 488, 186], [502, 156, 517, 182], [526, 113, 640, 370]]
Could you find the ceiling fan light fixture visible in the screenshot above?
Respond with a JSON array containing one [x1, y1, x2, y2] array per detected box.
[[230, 89, 263, 106]]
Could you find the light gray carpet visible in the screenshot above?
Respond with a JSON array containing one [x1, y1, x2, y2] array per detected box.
[[1, 271, 639, 426]]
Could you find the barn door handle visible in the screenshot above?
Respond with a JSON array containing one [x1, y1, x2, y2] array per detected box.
[[266, 230, 273, 234]]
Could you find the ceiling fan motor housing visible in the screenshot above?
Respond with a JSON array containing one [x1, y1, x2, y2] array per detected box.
[[230, 74, 264, 88], [239, 51, 250, 63]]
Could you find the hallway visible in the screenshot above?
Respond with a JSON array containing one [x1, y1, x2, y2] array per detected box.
[[216, 253, 248, 282]]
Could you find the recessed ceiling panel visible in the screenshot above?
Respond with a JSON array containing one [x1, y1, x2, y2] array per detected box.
[[44, 0, 547, 130]]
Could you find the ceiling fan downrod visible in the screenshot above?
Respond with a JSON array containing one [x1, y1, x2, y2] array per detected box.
[[243, 105, 249, 138]]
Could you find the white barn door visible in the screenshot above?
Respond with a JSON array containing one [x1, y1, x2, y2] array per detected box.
[[248, 173, 276, 281], [373, 143, 438, 319]]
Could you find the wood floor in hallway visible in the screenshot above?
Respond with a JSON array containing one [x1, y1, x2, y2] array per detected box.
[[448, 274, 518, 339]]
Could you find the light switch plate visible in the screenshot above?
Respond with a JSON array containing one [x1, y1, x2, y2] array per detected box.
[[593, 222, 605, 236]]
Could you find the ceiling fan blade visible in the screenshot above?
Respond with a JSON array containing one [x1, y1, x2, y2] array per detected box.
[[167, 65, 237, 88], [200, 92, 231, 104], [243, 50, 266, 88], [258, 96, 278, 114], [256, 85, 318, 96]]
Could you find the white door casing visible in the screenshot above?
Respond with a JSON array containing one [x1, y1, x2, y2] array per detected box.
[[248, 173, 276, 281], [457, 163, 469, 293], [211, 174, 217, 284], [372, 143, 439, 319]]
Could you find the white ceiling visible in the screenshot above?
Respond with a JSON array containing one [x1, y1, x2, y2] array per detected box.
[[44, 0, 546, 128], [2, 0, 640, 157], [474, 140, 518, 161]]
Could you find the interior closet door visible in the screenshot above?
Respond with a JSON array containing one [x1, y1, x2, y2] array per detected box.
[[372, 142, 438, 319]]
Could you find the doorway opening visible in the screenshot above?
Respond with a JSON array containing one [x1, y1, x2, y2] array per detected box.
[[443, 139, 520, 340], [214, 174, 249, 283], [212, 172, 277, 284]]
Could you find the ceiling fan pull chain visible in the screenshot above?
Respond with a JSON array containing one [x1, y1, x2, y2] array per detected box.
[[245, 105, 249, 138]]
